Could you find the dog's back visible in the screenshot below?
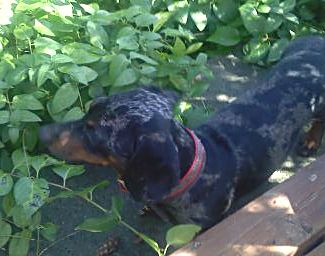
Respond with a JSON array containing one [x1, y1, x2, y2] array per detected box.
[[166, 36, 325, 228]]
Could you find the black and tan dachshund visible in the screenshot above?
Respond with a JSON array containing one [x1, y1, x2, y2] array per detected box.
[[39, 36, 325, 229]]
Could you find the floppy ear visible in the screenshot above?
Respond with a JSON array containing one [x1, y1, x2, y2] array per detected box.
[[125, 128, 181, 202]]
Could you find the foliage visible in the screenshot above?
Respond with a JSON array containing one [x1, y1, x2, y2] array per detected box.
[[76, 196, 201, 256], [0, 0, 323, 255]]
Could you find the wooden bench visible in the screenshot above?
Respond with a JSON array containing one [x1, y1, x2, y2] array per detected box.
[[170, 155, 325, 256]]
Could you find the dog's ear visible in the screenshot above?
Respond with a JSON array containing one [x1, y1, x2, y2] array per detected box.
[[124, 116, 180, 202]]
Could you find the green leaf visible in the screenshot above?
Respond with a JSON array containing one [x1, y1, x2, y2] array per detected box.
[[9, 230, 31, 256], [29, 211, 42, 231], [0, 170, 13, 196], [0, 110, 10, 124], [89, 10, 121, 25], [52, 165, 85, 185], [108, 55, 129, 83], [172, 37, 186, 56], [130, 52, 158, 65], [0, 94, 7, 109], [114, 68, 137, 87], [239, 3, 266, 35], [15, 2, 46, 11], [37, 64, 51, 87], [12, 94, 44, 110], [48, 190, 78, 202], [10, 110, 42, 123], [87, 21, 109, 49], [24, 124, 39, 151], [6, 67, 27, 85], [76, 215, 118, 232], [213, 0, 238, 23], [258, 4, 272, 13], [30, 155, 60, 175], [14, 177, 50, 216], [34, 37, 62, 51], [240, 2, 283, 33], [34, 19, 55, 37], [2, 193, 15, 216], [153, 12, 172, 32], [190, 11, 207, 31], [11, 149, 28, 173], [280, 0, 296, 13], [267, 38, 290, 62], [0, 220, 11, 247], [264, 13, 283, 33], [111, 196, 123, 220], [186, 42, 203, 54], [52, 54, 74, 64], [40, 223, 58, 241], [51, 83, 79, 114], [13, 24, 34, 40], [284, 13, 299, 24], [62, 43, 104, 64], [166, 224, 201, 247], [63, 107, 84, 121], [77, 181, 110, 199], [244, 39, 270, 63], [169, 74, 188, 92], [134, 13, 157, 27], [11, 206, 32, 228], [207, 26, 240, 46], [8, 127, 19, 144], [117, 36, 139, 51], [58, 64, 98, 85]]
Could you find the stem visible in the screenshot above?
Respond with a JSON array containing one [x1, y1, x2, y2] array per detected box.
[[120, 220, 163, 256], [0, 234, 37, 241], [48, 182, 107, 213], [163, 245, 170, 256], [22, 129, 31, 177], [83, 197, 107, 213], [77, 86, 84, 112], [36, 228, 40, 256], [28, 38, 33, 54], [5, 93, 11, 113], [38, 231, 80, 256]]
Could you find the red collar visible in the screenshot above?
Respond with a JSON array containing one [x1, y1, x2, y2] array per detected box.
[[163, 128, 206, 201], [118, 128, 206, 200]]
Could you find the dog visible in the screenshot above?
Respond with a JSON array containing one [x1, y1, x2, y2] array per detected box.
[[39, 36, 325, 229]]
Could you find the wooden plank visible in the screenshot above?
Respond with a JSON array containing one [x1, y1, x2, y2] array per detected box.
[[170, 154, 325, 256], [306, 242, 325, 256]]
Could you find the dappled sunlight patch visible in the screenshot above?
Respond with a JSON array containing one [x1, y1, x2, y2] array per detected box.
[[265, 193, 294, 214], [216, 94, 237, 103], [232, 244, 298, 256], [245, 192, 294, 214], [269, 170, 294, 183], [0, 1, 14, 25]]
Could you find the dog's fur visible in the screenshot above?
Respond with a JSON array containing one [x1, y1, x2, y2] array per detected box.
[[39, 36, 325, 229]]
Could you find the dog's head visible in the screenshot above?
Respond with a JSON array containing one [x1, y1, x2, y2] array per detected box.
[[39, 87, 181, 202]]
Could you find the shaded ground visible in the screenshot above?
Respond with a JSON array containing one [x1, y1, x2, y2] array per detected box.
[[24, 55, 323, 256]]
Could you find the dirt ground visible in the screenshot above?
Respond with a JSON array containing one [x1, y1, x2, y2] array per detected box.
[[20, 55, 323, 256]]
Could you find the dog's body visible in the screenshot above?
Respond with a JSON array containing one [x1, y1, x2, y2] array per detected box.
[[40, 36, 325, 229]]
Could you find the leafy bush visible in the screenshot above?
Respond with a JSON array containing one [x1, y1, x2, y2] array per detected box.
[[0, 0, 323, 255]]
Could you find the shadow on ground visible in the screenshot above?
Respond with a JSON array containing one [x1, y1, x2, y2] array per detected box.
[[23, 55, 323, 256]]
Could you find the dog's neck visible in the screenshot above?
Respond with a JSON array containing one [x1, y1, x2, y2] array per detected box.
[[172, 122, 196, 178]]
